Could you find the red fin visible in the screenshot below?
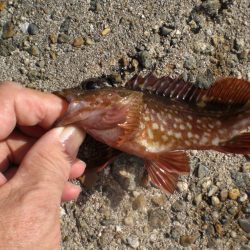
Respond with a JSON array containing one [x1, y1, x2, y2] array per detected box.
[[218, 132, 250, 154], [79, 135, 121, 173], [117, 92, 143, 145], [144, 151, 189, 194], [126, 74, 250, 112]]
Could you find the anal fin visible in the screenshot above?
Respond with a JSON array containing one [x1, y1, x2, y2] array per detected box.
[[218, 132, 250, 154], [145, 151, 190, 194]]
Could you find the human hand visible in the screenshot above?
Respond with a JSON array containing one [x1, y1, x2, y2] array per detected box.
[[0, 82, 86, 249]]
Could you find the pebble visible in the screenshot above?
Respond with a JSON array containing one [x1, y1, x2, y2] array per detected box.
[[211, 196, 220, 207], [27, 23, 39, 35], [194, 194, 203, 205], [123, 216, 134, 226], [201, 0, 221, 17], [238, 219, 250, 233], [243, 204, 250, 214], [151, 194, 166, 206], [160, 26, 173, 36], [148, 209, 169, 228], [230, 231, 237, 238], [101, 27, 111, 36], [179, 234, 199, 247], [0, 40, 15, 56], [85, 37, 94, 45], [138, 51, 152, 69], [72, 36, 84, 48], [0, 1, 6, 11], [202, 179, 212, 190], [228, 188, 240, 200], [232, 172, 250, 188], [177, 181, 188, 192], [239, 193, 248, 202], [2, 21, 15, 39], [29, 45, 40, 56], [60, 16, 71, 34], [127, 235, 140, 249], [183, 56, 197, 70], [220, 189, 228, 201], [208, 185, 218, 197], [132, 194, 147, 211], [242, 162, 250, 173], [214, 223, 223, 237], [57, 33, 70, 44], [49, 33, 58, 44], [171, 200, 185, 212], [234, 38, 245, 51], [196, 69, 214, 88]]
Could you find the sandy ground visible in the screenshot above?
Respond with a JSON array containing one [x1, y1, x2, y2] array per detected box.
[[0, 0, 250, 249]]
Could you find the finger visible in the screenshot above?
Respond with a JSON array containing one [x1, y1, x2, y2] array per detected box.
[[3, 167, 17, 181], [0, 131, 35, 171], [0, 82, 68, 140], [9, 126, 85, 202], [69, 159, 86, 179], [61, 182, 82, 202]]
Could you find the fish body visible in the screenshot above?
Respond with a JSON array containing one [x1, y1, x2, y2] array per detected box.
[[56, 74, 250, 193]]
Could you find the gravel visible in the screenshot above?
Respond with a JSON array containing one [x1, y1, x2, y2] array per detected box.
[[0, 0, 250, 249]]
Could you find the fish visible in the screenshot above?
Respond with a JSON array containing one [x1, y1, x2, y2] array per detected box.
[[55, 73, 250, 194]]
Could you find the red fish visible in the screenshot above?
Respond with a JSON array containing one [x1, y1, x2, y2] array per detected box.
[[56, 74, 250, 194]]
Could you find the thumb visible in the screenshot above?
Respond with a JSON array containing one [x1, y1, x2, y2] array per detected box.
[[12, 126, 85, 199]]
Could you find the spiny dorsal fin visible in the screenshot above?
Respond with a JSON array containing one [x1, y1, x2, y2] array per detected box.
[[126, 73, 250, 109]]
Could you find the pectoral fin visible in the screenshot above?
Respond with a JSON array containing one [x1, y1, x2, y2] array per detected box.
[[144, 151, 189, 194]]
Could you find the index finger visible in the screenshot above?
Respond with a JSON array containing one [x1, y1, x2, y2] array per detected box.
[[0, 81, 68, 140]]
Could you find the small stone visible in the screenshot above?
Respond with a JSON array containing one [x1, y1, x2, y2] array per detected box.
[[101, 27, 111, 36], [50, 51, 57, 60], [148, 209, 169, 228], [123, 216, 134, 226], [132, 194, 147, 211], [72, 36, 84, 48], [208, 185, 218, 197], [228, 188, 240, 200], [27, 23, 39, 35], [109, 72, 122, 83], [29, 45, 40, 56], [230, 231, 237, 238], [234, 38, 245, 51], [220, 189, 228, 201], [177, 181, 188, 192], [127, 235, 139, 249], [197, 164, 209, 178], [60, 16, 71, 34], [49, 33, 58, 44], [0, 40, 15, 56], [171, 200, 185, 212], [214, 223, 223, 237], [160, 26, 173, 36], [238, 219, 250, 233], [243, 162, 250, 173], [202, 179, 212, 190], [2, 21, 15, 39], [184, 56, 197, 70], [0, 1, 6, 11], [57, 33, 70, 44], [138, 51, 152, 69], [179, 234, 198, 247], [194, 194, 202, 205], [171, 225, 182, 240], [151, 194, 166, 206], [131, 59, 139, 69], [228, 206, 239, 216], [212, 211, 219, 220], [85, 37, 94, 45], [239, 193, 248, 202], [243, 204, 250, 214], [211, 196, 220, 207], [196, 69, 214, 88], [201, 0, 221, 17]]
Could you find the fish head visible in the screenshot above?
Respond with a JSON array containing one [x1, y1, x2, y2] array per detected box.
[[56, 88, 143, 145]]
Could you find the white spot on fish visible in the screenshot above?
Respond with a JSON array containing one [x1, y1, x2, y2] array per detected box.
[[162, 135, 168, 142], [187, 132, 193, 138], [152, 123, 159, 130], [167, 130, 173, 136], [173, 124, 177, 129], [208, 124, 214, 129], [212, 137, 220, 146], [194, 134, 200, 139], [185, 140, 191, 146], [147, 128, 154, 139], [188, 115, 193, 120], [180, 124, 185, 130], [144, 116, 150, 122], [174, 132, 182, 139], [187, 123, 192, 129], [200, 136, 209, 144], [160, 125, 164, 132]]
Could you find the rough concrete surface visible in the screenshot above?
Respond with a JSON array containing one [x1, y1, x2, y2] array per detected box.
[[0, 0, 250, 249]]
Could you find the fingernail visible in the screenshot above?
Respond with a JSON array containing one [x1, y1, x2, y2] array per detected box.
[[57, 126, 85, 158]]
